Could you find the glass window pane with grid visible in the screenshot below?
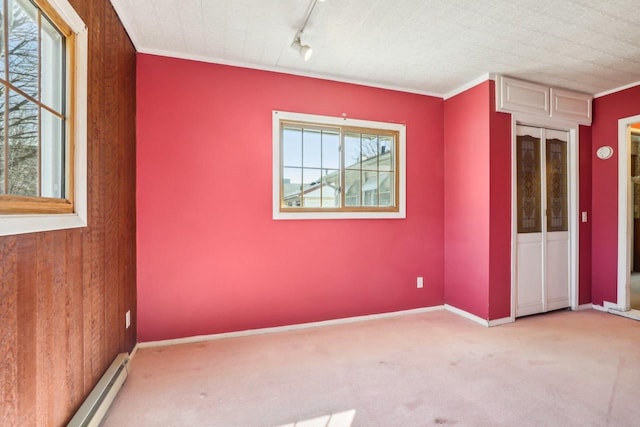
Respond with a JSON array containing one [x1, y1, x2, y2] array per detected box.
[[0, 0, 66, 201], [280, 120, 398, 212], [282, 125, 341, 208]]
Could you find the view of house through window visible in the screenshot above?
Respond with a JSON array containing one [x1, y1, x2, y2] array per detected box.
[[280, 122, 398, 211], [0, 0, 67, 204]]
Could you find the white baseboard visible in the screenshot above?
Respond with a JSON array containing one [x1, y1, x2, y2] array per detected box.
[[443, 305, 514, 327], [608, 308, 640, 320], [444, 304, 489, 327], [129, 343, 140, 360], [138, 306, 445, 349], [577, 303, 593, 311], [488, 316, 514, 326], [591, 304, 608, 312]]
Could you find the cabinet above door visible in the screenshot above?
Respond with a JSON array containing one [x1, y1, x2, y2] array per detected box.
[[496, 76, 592, 125]]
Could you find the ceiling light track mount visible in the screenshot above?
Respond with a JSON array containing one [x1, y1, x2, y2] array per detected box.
[[291, 0, 325, 61]]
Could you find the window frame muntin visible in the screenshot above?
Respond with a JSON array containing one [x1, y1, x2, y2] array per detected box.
[[339, 126, 398, 211], [0, 0, 73, 212], [273, 110, 406, 220], [0, 0, 87, 235]]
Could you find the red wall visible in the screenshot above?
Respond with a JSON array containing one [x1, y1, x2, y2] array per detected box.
[[488, 84, 513, 319], [444, 82, 491, 318], [579, 126, 592, 305], [443, 81, 511, 320], [136, 54, 444, 341], [444, 81, 593, 318], [591, 85, 640, 305]]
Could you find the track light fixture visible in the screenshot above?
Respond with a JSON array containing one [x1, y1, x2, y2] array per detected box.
[[290, 0, 324, 61], [291, 33, 313, 61]]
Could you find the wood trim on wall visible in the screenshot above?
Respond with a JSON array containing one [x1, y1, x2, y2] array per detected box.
[[0, 0, 137, 425]]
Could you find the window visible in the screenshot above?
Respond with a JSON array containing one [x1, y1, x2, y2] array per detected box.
[[0, 0, 87, 236], [273, 111, 406, 220]]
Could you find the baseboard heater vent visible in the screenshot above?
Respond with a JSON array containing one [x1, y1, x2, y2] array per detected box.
[[67, 353, 130, 427]]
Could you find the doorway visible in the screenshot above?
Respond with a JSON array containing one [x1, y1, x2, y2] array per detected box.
[[617, 115, 640, 313], [612, 115, 640, 319], [515, 125, 571, 317]]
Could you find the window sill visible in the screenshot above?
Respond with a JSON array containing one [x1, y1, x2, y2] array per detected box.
[[0, 212, 87, 236], [273, 210, 406, 220]]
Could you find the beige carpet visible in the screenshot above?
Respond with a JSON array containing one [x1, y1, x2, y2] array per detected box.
[[103, 310, 640, 427]]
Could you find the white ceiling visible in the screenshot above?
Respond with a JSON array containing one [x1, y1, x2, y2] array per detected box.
[[109, 0, 640, 97]]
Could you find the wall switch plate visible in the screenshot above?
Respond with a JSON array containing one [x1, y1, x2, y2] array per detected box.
[[125, 310, 131, 329], [581, 211, 588, 222], [417, 277, 424, 288]]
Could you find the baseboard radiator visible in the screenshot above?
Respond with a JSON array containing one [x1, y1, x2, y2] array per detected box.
[[67, 353, 130, 427]]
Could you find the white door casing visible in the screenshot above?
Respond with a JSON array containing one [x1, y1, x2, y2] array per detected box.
[[511, 116, 579, 320], [617, 115, 640, 311]]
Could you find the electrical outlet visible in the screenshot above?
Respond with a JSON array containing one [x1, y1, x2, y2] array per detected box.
[[417, 277, 424, 288], [581, 211, 588, 222], [125, 310, 131, 329]]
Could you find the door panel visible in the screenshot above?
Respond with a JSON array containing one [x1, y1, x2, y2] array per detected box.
[[516, 234, 544, 316], [546, 231, 570, 310], [516, 125, 570, 317]]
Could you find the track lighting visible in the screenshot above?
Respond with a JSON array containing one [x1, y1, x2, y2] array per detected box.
[[291, 0, 324, 61], [291, 33, 313, 61]]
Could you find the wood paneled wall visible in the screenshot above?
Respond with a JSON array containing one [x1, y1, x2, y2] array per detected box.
[[1, 0, 136, 425]]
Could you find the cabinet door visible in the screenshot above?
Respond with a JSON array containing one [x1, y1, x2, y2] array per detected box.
[[550, 88, 592, 125], [497, 76, 549, 116]]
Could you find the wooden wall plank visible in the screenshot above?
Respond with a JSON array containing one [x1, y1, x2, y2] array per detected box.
[[34, 232, 53, 426], [0, 0, 137, 424], [1, 236, 18, 426], [82, 0, 107, 394], [16, 235, 37, 426], [64, 229, 84, 420]]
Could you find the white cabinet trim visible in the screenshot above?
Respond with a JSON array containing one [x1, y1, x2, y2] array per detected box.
[[496, 75, 592, 125]]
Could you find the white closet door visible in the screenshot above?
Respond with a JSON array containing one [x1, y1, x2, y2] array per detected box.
[[516, 126, 570, 317], [544, 129, 570, 311]]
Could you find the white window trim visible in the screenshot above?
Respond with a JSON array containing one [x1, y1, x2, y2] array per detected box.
[[272, 110, 406, 220], [0, 0, 87, 237]]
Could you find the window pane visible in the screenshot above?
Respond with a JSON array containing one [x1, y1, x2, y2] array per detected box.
[[0, 85, 4, 193], [345, 133, 361, 170], [302, 168, 321, 207], [302, 129, 321, 168], [546, 138, 568, 232], [8, 90, 38, 196], [321, 167, 339, 189], [379, 171, 394, 206], [41, 109, 63, 198], [282, 167, 301, 207], [379, 136, 394, 171], [361, 134, 378, 165], [321, 169, 339, 208], [41, 17, 64, 113], [362, 172, 378, 206], [322, 130, 339, 169], [9, 0, 39, 99], [344, 170, 361, 207], [0, 1, 5, 80], [517, 135, 541, 233], [282, 127, 302, 167], [277, 116, 402, 214]]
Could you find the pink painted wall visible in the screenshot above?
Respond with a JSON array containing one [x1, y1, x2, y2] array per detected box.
[[488, 83, 513, 319], [444, 82, 490, 318], [443, 81, 511, 320], [136, 54, 444, 341], [591, 85, 640, 305], [579, 126, 592, 305], [443, 81, 593, 318]]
